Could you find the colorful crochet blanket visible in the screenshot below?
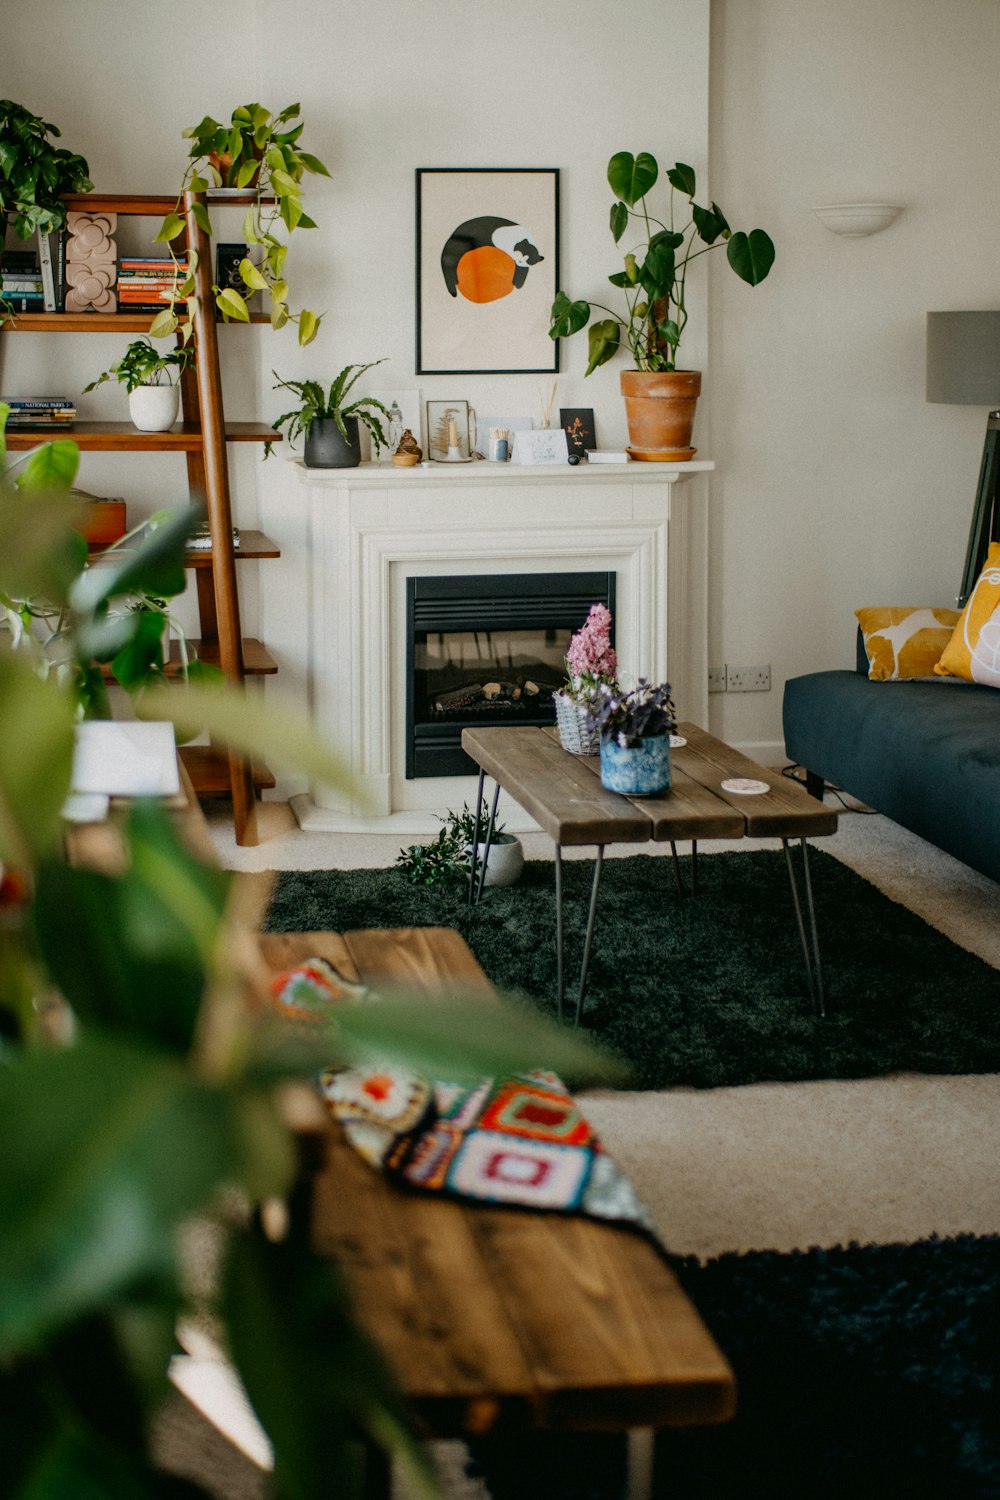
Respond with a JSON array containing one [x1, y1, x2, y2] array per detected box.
[[270, 956, 656, 1236]]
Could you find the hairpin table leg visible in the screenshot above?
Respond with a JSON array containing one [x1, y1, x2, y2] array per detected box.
[[575, 845, 606, 1026], [782, 836, 826, 1017], [468, 769, 485, 908], [476, 781, 501, 903], [555, 842, 565, 1022], [670, 840, 687, 896]]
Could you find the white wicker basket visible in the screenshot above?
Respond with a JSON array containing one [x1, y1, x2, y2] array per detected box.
[[554, 691, 600, 756]]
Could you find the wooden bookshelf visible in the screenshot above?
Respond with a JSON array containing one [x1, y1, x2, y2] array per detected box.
[[1, 190, 281, 843]]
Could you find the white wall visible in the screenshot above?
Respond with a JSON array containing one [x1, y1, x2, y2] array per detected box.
[[7, 0, 996, 788], [4, 0, 709, 795], [708, 0, 1000, 757]]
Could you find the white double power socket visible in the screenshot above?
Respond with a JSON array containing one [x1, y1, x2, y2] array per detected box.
[[708, 664, 771, 693]]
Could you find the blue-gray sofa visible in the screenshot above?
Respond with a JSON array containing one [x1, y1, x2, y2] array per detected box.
[[782, 633, 1000, 884]]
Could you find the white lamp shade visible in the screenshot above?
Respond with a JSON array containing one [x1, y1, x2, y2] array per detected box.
[[813, 203, 902, 237]]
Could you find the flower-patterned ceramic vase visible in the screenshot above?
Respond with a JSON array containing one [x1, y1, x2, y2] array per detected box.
[[599, 734, 671, 795]]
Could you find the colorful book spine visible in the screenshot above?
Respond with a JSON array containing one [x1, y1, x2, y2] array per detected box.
[[37, 230, 56, 311], [5, 397, 76, 408]]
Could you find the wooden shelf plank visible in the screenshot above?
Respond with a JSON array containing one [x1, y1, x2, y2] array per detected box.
[[4, 422, 279, 451], [183, 530, 280, 564], [179, 744, 275, 796], [168, 637, 277, 674], [61, 191, 275, 214], [1, 311, 270, 331]]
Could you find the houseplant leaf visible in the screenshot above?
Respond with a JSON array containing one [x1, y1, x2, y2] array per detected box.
[[667, 161, 697, 197], [549, 291, 590, 340], [585, 319, 621, 375], [610, 200, 629, 242], [727, 228, 776, 285], [0, 653, 75, 866], [608, 151, 658, 206], [0, 1032, 293, 1357]]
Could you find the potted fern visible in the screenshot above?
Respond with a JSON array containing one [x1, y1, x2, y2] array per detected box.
[[269, 362, 391, 468], [549, 151, 775, 460]]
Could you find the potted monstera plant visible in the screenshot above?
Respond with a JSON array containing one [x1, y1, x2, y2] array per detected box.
[[153, 102, 330, 347], [549, 152, 775, 461]]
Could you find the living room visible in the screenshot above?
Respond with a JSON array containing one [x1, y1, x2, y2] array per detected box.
[[3, 0, 999, 1496]]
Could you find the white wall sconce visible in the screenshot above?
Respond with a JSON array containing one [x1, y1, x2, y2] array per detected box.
[[812, 203, 903, 237]]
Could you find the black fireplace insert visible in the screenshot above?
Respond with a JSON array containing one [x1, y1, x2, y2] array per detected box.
[[405, 571, 616, 778]]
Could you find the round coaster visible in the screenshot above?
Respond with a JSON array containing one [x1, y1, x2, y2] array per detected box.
[[669, 734, 687, 748], [721, 777, 769, 796]]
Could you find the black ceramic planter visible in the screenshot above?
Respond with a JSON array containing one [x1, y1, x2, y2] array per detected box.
[[304, 415, 361, 468]]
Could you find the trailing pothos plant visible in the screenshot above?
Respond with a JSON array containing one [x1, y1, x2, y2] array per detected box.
[[550, 151, 775, 374], [0, 431, 620, 1496], [83, 334, 193, 394], [152, 102, 330, 348]]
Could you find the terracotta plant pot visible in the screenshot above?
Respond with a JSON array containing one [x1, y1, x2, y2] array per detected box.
[[620, 369, 702, 462]]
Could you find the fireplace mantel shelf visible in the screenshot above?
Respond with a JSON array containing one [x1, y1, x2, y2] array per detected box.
[[291, 458, 713, 832], [294, 457, 714, 484]]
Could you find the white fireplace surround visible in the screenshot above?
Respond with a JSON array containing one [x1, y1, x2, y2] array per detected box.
[[291, 460, 713, 833]]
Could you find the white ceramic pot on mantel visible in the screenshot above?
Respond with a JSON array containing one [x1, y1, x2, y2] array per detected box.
[[128, 382, 180, 432]]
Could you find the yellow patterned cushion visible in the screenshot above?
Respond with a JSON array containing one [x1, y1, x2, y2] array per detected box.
[[855, 605, 960, 681], [935, 542, 1000, 686]]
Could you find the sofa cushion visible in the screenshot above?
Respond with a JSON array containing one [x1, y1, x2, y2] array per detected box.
[[936, 541, 1000, 687], [855, 606, 960, 680], [782, 669, 1000, 884]]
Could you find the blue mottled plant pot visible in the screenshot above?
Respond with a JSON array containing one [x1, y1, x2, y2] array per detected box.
[[599, 733, 671, 795]]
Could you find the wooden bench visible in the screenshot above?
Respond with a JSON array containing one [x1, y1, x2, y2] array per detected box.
[[258, 925, 735, 1460]]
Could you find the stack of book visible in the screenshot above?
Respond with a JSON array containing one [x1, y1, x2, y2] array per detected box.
[[3, 397, 77, 429], [1, 250, 44, 312], [186, 519, 241, 551], [117, 257, 190, 313]]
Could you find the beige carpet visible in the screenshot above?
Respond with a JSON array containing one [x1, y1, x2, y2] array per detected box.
[[154, 795, 1000, 1496]]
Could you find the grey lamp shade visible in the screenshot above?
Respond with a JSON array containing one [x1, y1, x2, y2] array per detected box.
[[926, 311, 1000, 404]]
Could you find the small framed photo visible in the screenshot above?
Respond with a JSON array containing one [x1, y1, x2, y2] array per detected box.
[[426, 399, 472, 461], [560, 407, 597, 457], [215, 242, 254, 300], [510, 428, 571, 466], [416, 167, 560, 375], [369, 387, 423, 458]]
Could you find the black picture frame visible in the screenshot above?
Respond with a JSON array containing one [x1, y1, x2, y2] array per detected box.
[[416, 167, 560, 375], [559, 407, 597, 456]]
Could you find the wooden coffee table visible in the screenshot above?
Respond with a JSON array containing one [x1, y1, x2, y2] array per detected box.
[[461, 723, 838, 1021]]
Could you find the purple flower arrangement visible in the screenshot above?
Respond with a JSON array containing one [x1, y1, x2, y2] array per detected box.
[[586, 678, 677, 748]]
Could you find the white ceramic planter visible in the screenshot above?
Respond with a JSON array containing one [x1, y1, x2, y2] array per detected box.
[[476, 833, 525, 887], [129, 383, 180, 432]]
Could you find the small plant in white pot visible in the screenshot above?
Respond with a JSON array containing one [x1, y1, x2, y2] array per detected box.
[[396, 804, 524, 889], [84, 336, 193, 432]]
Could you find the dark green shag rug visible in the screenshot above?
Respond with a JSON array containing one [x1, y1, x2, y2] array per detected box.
[[263, 849, 1000, 1090], [466, 1234, 1000, 1500]]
